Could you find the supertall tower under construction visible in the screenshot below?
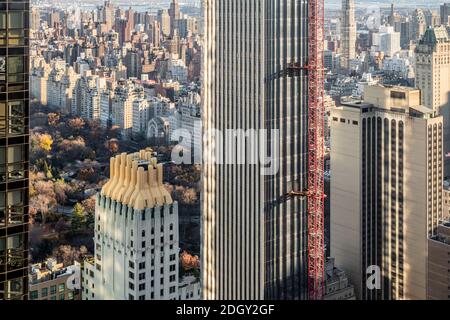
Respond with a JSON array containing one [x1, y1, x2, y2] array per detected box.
[[202, 0, 318, 300]]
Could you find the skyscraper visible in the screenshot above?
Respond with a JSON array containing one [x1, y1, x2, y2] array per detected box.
[[0, 0, 30, 300], [169, 0, 181, 35], [340, 0, 356, 70], [331, 85, 443, 300], [103, 0, 115, 32], [202, 0, 310, 300], [415, 27, 450, 174], [440, 3, 450, 26], [82, 151, 200, 300]]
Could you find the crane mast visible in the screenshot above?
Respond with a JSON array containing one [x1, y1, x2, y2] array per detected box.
[[307, 0, 325, 300]]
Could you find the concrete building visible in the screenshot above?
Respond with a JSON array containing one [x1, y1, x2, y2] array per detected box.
[[323, 258, 356, 300], [340, 0, 356, 70], [132, 97, 150, 137], [29, 259, 81, 301], [331, 85, 444, 300], [443, 180, 450, 221], [372, 26, 401, 58], [441, 3, 450, 26], [415, 27, 450, 174], [111, 79, 145, 138], [100, 87, 114, 128], [411, 9, 427, 42], [158, 9, 171, 38], [71, 73, 106, 120], [82, 151, 200, 300], [167, 58, 188, 83], [428, 222, 450, 300]]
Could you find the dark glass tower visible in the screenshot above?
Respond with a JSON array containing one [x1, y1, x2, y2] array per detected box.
[[0, 0, 30, 300]]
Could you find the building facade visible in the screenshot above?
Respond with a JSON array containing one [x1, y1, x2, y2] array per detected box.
[[0, 0, 30, 300], [29, 259, 81, 301], [340, 0, 356, 70], [202, 0, 310, 300], [82, 151, 200, 300], [415, 27, 450, 174], [428, 221, 450, 300], [331, 85, 443, 300]]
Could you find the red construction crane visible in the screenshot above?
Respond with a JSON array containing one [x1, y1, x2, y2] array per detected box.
[[307, 0, 326, 300], [263, 0, 326, 299]]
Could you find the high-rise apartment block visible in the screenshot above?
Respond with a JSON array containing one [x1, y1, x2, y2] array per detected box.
[[415, 27, 450, 174], [428, 221, 450, 300], [340, 0, 356, 70], [202, 0, 310, 300], [82, 151, 200, 300], [0, 0, 30, 300], [331, 85, 443, 300], [72, 72, 106, 120], [111, 79, 145, 138]]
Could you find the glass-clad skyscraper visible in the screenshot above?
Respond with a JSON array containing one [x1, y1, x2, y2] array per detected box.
[[0, 0, 30, 300]]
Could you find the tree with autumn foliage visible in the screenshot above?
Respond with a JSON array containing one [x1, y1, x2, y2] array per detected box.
[[180, 251, 200, 271]]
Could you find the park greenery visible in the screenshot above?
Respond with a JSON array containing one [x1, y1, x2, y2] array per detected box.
[[30, 103, 201, 266]]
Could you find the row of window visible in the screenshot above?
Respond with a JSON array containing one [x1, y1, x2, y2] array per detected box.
[[128, 286, 177, 300], [332, 117, 359, 126], [29, 283, 70, 300]]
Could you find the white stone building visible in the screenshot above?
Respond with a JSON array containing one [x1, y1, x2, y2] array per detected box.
[[82, 151, 200, 300]]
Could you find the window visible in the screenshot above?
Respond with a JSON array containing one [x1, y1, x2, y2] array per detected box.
[[170, 265, 176, 272], [59, 293, 65, 300], [139, 262, 145, 270], [8, 12, 24, 29], [6, 145, 25, 180], [50, 285, 56, 295], [129, 283, 134, 290], [129, 294, 134, 300], [170, 275, 176, 282], [139, 283, 145, 291], [58, 283, 65, 293], [139, 295, 145, 300], [170, 254, 176, 261], [139, 273, 145, 281], [129, 261, 134, 269], [30, 290, 38, 300], [170, 286, 176, 294], [142, 241, 146, 248], [41, 287, 48, 298], [129, 271, 134, 280]]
